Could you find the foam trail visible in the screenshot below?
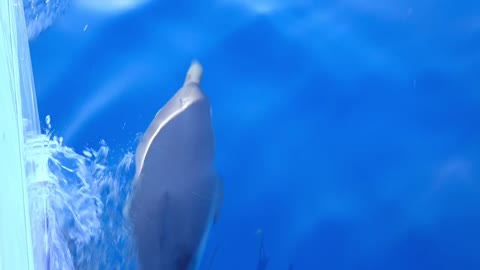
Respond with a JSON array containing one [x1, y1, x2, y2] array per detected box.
[[23, 122, 139, 269], [2, 1, 138, 269], [1, 1, 135, 266]]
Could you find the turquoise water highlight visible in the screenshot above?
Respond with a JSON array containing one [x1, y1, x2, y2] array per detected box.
[[1, 0, 40, 268]]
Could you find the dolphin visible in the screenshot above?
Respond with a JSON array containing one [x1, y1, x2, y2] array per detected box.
[[124, 61, 223, 270]]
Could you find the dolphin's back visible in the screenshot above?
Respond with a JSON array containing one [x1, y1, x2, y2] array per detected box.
[[126, 63, 221, 270]]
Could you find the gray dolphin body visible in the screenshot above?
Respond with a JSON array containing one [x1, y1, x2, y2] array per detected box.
[[124, 62, 223, 270]]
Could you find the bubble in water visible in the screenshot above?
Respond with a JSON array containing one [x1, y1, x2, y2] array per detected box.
[[45, 114, 51, 130], [82, 150, 92, 158], [23, 0, 71, 39]]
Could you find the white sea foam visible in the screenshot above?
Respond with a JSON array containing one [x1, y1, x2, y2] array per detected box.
[[26, 116, 138, 269]]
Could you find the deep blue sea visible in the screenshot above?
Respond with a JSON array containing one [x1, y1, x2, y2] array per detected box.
[[27, 0, 480, 269]]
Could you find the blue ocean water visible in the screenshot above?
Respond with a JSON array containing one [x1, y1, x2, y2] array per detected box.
[[26, 0, 480, 269]]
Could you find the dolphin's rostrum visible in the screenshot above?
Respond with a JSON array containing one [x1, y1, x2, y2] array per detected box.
[[124, 61, 223, 270]]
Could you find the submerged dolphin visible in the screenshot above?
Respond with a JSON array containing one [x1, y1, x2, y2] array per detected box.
[[124, 61, 223, 270]]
